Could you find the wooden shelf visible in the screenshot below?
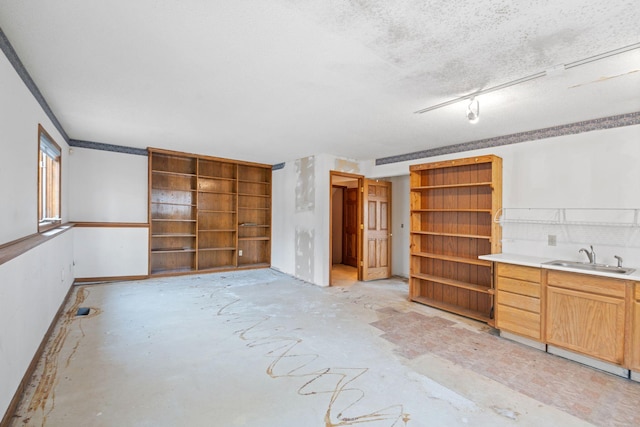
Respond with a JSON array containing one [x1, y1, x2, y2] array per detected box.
[[152, 187, 196, 192], [152, 170, 196, 178], [238, 193, 270, 198], [197, 190, 236, 195], [409, 155, 502, 323], [411, 252, 491, 267], [411, 296, 492, 323], [198, 176, 236, 181], [237, 262, 270, 268], [411, 209, 492, 213], [411, 182, 493, 190], [238, 179, 270, 184], [411, 272, 491, 294], [199, 247, 236, 251], [410, 230, 491, 240], [151, 202, 196, 207], [149, 148, 271, 276]]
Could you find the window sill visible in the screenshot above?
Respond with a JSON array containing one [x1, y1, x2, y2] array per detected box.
[[0, 224, 74, 267]]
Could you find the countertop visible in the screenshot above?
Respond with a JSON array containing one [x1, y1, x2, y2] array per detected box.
[[479, 253, 640, 281]]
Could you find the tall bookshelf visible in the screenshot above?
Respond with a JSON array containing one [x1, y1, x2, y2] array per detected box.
[[409, 155, 502, 323], [149, 148, 271, 276]]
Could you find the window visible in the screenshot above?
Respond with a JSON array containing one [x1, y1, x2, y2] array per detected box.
[[38, 125, 61, 231]]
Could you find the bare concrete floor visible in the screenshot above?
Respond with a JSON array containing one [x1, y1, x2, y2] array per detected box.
[[9, 269, 639, 426]]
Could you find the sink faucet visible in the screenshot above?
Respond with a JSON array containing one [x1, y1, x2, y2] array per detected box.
[[614, 255, 623, 268], [579, 245, 596, 264]]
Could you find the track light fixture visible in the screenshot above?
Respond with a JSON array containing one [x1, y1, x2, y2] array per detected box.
[[467, 98, 479, 123]]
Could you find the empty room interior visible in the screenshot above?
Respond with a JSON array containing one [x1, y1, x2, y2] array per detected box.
[[2, 2, 640, 426]]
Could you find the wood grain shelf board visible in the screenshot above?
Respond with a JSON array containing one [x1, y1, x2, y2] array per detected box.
[[152, 170, 196, 177], [410, 231, 491, 240], [198, 247, 236, 251], [198, 176, 236, 181], [198, 210, 236, 213], [198, 265, 237, 271], [197, 190, 237, 195], [411, 272, 492, 294], [151, 248, 196, 253], [411, 252, 492, 266], [239, 224, 270, 227], [198, 229, 236, 232], [411, 296, 492, 323], [411, 209, 492, 213], [151, 234, 196, 237], [239, 207, 270, 210], [150, 267, 194, 275], [238, 180, 270, 184], [238, 193, 271, 198], [152, 187, 196, 192], [151, 202, 196, 207], [411, 182, 493, 190], [237, 262, 270, 268], [239, 237, 271, 241], [151, 219, 196, 222]]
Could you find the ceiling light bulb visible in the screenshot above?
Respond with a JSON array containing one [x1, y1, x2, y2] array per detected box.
[[467, 98, 479, 124]]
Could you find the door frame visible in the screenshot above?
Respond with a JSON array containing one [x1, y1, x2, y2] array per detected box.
[[329, 171, 364, 285]]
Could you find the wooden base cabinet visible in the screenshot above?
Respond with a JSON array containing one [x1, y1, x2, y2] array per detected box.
[[409, 155, 502, 323], [149, 148, 271, 276], [495, 263, 542, 341], [546, 270, 627, 365], [631, 284, 640, 372]]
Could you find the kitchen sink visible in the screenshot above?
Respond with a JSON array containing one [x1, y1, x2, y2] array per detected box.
[[544, 260, 635, 275]]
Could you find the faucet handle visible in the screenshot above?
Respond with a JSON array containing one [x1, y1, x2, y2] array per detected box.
[[614, 255, 623, 268]]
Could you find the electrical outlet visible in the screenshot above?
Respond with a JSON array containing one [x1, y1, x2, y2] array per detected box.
[[239, 249, 243, 256], [548, 235, 557, 246]]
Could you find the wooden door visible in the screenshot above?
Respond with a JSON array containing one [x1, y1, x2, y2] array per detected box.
[[363, 180, 391, 281], [343, 188, 359, 267]]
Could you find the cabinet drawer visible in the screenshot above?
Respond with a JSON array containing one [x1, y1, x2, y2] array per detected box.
[[497, 290, 540, 313], [547, 270, 627, 298], [496, 263, 540, 283], [496, 304, 541, 340], [496, 276, 540, 298]]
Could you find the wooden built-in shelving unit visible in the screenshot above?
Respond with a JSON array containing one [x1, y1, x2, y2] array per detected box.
[[149, 148, 271, 276], [409, 155, 502, 323]]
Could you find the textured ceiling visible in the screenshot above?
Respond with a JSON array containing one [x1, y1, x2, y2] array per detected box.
[[0, 0, 638, 164]]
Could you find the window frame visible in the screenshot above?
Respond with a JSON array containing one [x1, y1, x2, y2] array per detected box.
[[37, 124, 62, 232]]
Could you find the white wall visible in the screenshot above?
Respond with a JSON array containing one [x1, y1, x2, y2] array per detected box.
[[0, 231, 74, 420], [0, 50, 69, 245], [389, 175, 410, 278], [0, 50, 74, 420], [69, 148, 149, 278], [68, 148, 147, 222], [272, 154, 366, 286], [368, 125, 640, 273]]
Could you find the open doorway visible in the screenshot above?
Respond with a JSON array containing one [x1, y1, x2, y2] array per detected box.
[[330, 172, 362, 286]]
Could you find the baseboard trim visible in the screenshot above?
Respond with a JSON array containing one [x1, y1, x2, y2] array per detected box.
[[74, 275, 148, 284], [0, 284, 75, 427]]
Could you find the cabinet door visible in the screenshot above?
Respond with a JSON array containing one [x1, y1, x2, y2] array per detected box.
[[631, 295, 640, 371], [547, 286, 626, 364]]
